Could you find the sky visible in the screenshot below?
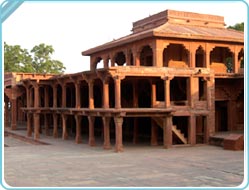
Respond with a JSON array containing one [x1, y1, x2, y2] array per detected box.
[[2, 1, 247, 73]]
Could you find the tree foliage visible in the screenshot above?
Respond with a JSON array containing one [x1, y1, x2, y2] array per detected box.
[[227, 22, 244, 32], [4, 42, 66, 74]]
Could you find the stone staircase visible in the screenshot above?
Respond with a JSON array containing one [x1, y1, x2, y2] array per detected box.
[[152, 117, 187, 144]]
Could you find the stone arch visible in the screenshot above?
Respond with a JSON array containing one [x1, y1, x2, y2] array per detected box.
[[140, 45, 153, 66], [94, 57, 104, 69], [114, 51, 126, 66], [210, 47, 233, 73], [195, 46, 205, 67], [163, 43, 189, 67]]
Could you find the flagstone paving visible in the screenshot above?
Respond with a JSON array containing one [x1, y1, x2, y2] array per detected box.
[[3, 129, 245, 188]]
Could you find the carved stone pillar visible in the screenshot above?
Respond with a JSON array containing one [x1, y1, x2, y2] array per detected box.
[[114, 76, 121, 109], [11, 98, 17, 130], [34, 113, 40, 140], [151, 81, 156, 107], [75, 115, 82, 144], [114, 117, 123, 152], [162, 76, 172, 108], [153, 48, 163, 67], [75, 82, 81, 109], [102, 78, 109, 109], [188, 77, 198, 108], [151, 120, 158, 146], [188, 115, 196, 145], [53, 114, 58, 138], [88, 116, 96, 146], [163, 116, 172, 149], [88, 80, 94, 109], [27, 113, 32, 137], [102, 117, 111, 149], [62, 114, 68, 140]]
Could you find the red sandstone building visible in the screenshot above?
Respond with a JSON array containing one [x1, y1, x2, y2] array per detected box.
[[4, 10, 244, 152]]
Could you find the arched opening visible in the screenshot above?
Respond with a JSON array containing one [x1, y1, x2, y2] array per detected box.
[[95, 57, 104, 69], [114, 51, 126, 66], [163, 44, 189, 67], [140, 46, 153, 66], [236, 90, 244, 130], [195, 46, 205, 67], [210, 47, 233, 73]]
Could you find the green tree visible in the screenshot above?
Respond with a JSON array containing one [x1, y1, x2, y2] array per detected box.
[[4, 42, 32, 72], [30, 43, 65, 74], [4, 42, 66, 74], [227, 22, 244, 32]]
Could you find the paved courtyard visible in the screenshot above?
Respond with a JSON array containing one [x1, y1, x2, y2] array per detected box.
[[3, 129, 245, 188]]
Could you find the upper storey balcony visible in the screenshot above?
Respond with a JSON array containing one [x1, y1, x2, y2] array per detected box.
[[81, 9, 244, 76]]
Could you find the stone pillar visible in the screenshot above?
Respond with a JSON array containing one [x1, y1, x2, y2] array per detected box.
[[102, 117, 111, 149], [163, 77, 172, 108], [163, 116, 172, 149], [34, 85, 39, 108], [44, 114, 50, 136], [75, 115, 82, 144], [34, 113, 40, 140], [188, 77, 198, 108], [114, 117, 124, 152], [26, 86, 30, 108], [151, 81, 156, 107], [75, 82, 81, 109], [188, 115, 196, 145], [234, 48, 239, 73], [62, 114, 68, 140], [153, 48, 163, 67], [88, 116, 96, 146], [27, 113, 32, 137], [10, 98, 17, 130], [53, 114, 58, 138], [104, 58, 109, 68], [103, 79, 109, 109], [126, 51, 131, 66], [151, 120, 158, 146], [133, 49, 140, 66], [114, 76, 121, 109], [4, 99, 9, 127], [133, 118, 139, 144], [205, 44, 211, 68], [88, 80, 94, 109]]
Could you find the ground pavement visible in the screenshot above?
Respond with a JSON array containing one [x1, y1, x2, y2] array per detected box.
[[3, 129, 245, 188]]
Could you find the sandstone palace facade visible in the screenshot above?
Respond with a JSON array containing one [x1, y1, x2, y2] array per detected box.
[[4, 10, 244, 152]]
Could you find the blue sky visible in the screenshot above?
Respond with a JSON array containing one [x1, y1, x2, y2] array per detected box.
[[2, 1, 247, 73]]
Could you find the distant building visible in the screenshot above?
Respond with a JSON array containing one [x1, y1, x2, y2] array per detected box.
[[4, 9, 244, 152]]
